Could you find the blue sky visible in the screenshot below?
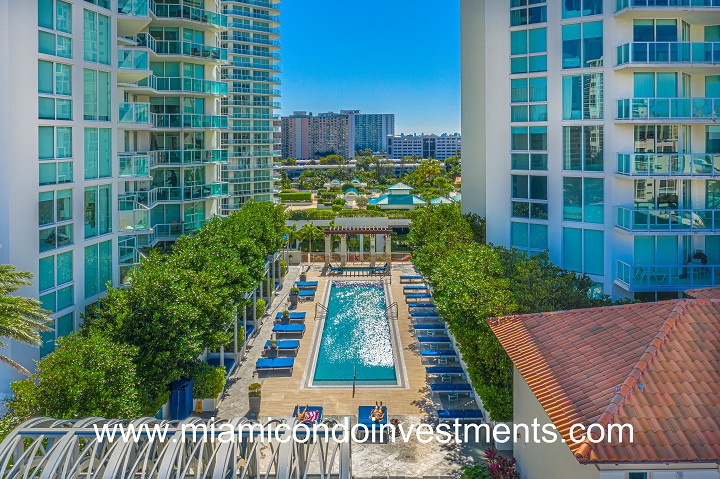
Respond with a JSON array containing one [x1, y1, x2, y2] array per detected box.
[[278, 0, 461, 135]]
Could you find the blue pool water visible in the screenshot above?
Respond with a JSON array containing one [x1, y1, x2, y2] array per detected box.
[[313, 282, 397, 385]]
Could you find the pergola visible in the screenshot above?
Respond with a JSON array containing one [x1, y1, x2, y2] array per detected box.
[[323, 226, 392, 267]]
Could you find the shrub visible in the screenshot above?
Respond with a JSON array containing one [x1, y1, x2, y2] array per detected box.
[[255, 298, 266, 318], [188, 361, 226, 399], [248, 383, 261, 397], [290, 287, 300, 295], [332, 198, 345, 207], [460, 449, 520, 479], [279, 192, 312, 202]]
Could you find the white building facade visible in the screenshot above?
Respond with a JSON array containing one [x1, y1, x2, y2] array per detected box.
[[0, 0, 279, 396], [387, 133, 461, 160], [461, 0, 720, 301]]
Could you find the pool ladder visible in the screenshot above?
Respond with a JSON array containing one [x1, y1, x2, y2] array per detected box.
[[315, 303, 328, 321], [385, 302, 398, 321]]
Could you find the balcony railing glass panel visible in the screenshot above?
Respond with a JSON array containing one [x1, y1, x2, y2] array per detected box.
[[617, 206, 720, 231], [617, 42, 720, 65], [617, 98, 720, 120], [617, 153, 720, 176]]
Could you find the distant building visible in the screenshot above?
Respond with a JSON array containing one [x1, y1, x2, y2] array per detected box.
[[387, 134, 461, 161], [369, 183, 426, 210], [281, 110, 395, 159]]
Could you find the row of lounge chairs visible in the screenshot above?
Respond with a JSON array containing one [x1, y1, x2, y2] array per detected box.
[[404, 275, 484, 422], [328, 263, 389, 275]]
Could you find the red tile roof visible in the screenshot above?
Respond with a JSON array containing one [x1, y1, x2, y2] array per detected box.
[[685, 287, 720, 300], [488, 300, 720, 464]]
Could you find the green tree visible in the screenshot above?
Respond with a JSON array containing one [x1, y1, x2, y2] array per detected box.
[[277, 170, 292, 190], [298, 223, 324, 263], [356, 196, 369, 209], [319, 154, 346, 165], [406, 159, 447, 189], [3, 332, 143, 424], [282, 158, 297, 166], [0, 257, 52, 375], [444, 156, 461, 176]]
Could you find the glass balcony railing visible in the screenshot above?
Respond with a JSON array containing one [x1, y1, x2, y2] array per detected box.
[[228, 0, 279, 9], [222, 138, 280, 145], [222, 99, 281, 108], [138, 75, 227, 94], [119, 153, 150, 177], [135, 33, 227, 61], [224, 35, 280, 47], [118, 48, 149, 70], [227, 23, 280, 35], [616, 206, 720, 232], [152, 3, 228, 28], [229, 61, 280, 71], [150, 149, 228, 166], [228, 48, 280, 59], [617, 0, 720, 10], [118, 0, 149, 16], [154, 221, 207, 239], [617, 98, 720, 121], [230, 87, 281, 95], [130, 183, 229, 206], [225, 74, 280, 84], [152, 114, 228, 129], [617, 153, 720, 177], [617, 42, 720, 65], [119, 102, 150, 124], [223, 9, 279, 22], [616, 260, 720, 291], [223, 162, 273, 171], [119, 197, 151, 232]]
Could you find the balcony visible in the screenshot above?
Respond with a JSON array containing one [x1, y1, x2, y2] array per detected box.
[[228, 149, 275, 158], [153, 221, 207, 242], [222, 138, 280, 146], [228, 126, 280, 133], [223, 162, 274, 171], [151, 3, 228, 30], [136, 33, 227, 63], [132, 183, 229, 206], [228, 48, 280, 59], [231, 87, 281, 96], [227, 22, 280, 35], [616, 153, 720, 178], [616, 206, 720, 233], [118, 48, 151, 82], [150, 149, 228, 166], [616, 42, 720, 70], [225, 73, 281, 84], [616, 260, 720, 292], [617, 97, 720, 122], [223, 99, 281, 108], [137, 75, 228, 95], [616, 0, 720, 21], [223, 0, 280, 11], [118, 153, 151, 178], [117, 0, 151, 35], [223, 9, 279, 22], [152, 113, 228, 130], [224, 34, 280, 47], [119, 196, 151, 233], [118, 102, 151, 128]]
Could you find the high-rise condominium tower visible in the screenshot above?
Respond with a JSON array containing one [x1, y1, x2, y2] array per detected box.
[[0, 0, 280, 395], [461, 0, 720, 301]]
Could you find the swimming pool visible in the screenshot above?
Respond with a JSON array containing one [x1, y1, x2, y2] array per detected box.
[[311, 281, 398, 386]]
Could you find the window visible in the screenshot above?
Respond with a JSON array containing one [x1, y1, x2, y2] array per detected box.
[[562, 21, 603, 69], [707, 126, 720, 153], [511, 222, 548, 250], [562, 0, 602, 18], [83, 9, 111, 65], [512, 126, 547, 152], [512, 175, 548, 220], [511, 28, 547, 74], [38, 126, 72, 160], [511, 153, 548, 171], [83, 69, 111, 121], [38, 252, 74, 313], [39, 312, 73, 357], [563, 177, 604, 223], [84, 184, 112, 238], [39, 0, 72, 33], [562, 228, 603, 275], [563, 126, 604, 171], [510, 1, 547, 27], [562, 74, 603, 120], [38, 189, 72, 226], [628, 473, 648, 479], [84, 128, 112, 179], [38, 31, 72, 58], [84, 0, 110, 9], [85, 240, 112, 299], [38, 60, 71, 95], [634, 19, 678, 42], [635, 125, 679, 154], [39, 161, 73, 186], [633, 72, 678, 98]]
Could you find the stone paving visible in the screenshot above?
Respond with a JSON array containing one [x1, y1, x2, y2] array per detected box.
[[216, 262, 490, 477]]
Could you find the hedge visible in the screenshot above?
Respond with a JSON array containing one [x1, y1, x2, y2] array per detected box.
[[189, 361, 227, 399], [279, 192, 312, 202], [287, 209, 419, 221]]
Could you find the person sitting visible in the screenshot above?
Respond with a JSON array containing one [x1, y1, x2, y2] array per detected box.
[[369, 401, 385, 422], [296, 404, 309, 421]]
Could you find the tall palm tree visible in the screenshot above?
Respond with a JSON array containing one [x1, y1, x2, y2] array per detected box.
[[0, 260, 52, 375], [298, 223, 324, 264]]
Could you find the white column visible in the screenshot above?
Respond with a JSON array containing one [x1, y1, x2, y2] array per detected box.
[[340, 235, 347, 266], [233, 305, 238, 358], [359, 234, 364, 262], [325, 235, 332, 266], [220, 345, 225, 367], [386, 234, 392, 263], [370, 235, 377, 267]]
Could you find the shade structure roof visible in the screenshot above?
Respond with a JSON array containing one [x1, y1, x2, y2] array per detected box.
[[323, 226, 392, 235]]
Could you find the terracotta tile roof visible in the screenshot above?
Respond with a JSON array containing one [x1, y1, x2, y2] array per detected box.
[[685, 287, 720, 300], [488, 300, 720, 464]]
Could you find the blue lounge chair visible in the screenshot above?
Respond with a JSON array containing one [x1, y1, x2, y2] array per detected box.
[[437, 409, 484, 422], [403, 285, 428, 291], [358, 405, 388, 439], [264, 340, 300, 354], [400, 275, 424, 283], [413, 323, 446, 332], [417, 336, 452, 345], [410, 311, 439, 317], [298, 290, 315, 300], [255, 357, 295, 373], [372, 263, 388, 274], [292, 406, 323, 423], [426, 366, 465, 376], [408, 303, 436, 309], [295, 281, 318, 289], [405, 293, 432, 302], [329, 265, 344, 274], [275, 311, 307, 320], [430, 383, 473, 394], [272, 324, 306, 337], [421, 349, 457, 358]]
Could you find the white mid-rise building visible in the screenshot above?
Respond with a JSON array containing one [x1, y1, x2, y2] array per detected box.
[[387, 133, 461, 160], [0, 0, 279, 396], [461, 0, 720, 301]]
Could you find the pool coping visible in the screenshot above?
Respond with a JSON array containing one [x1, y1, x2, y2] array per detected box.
[[300, 279, 409, 391]]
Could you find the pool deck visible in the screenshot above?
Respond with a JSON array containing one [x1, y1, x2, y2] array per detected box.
[[217, 263, 478, 417]]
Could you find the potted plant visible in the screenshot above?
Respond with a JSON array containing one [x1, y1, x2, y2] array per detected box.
[[280, 310, 290, 324], [248, 383, 261, 415], [266, 340, 278, 358], [289, 287, 300, 307]]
